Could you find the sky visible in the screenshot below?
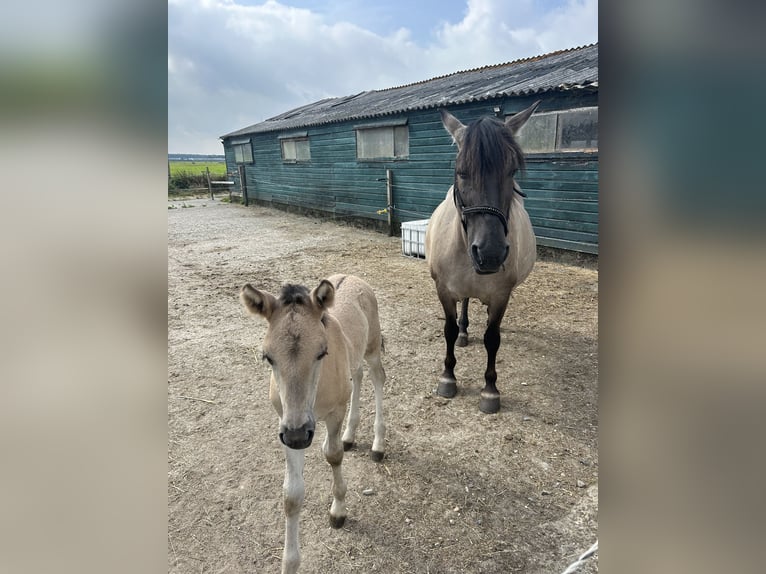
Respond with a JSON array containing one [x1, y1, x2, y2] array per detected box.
[[168, 0, 598, 154]]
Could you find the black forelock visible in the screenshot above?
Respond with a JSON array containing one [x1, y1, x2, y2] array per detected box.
[[459, 116, 525, 178]]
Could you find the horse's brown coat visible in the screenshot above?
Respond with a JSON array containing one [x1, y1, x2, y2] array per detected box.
[[425, 103, 539, 413]]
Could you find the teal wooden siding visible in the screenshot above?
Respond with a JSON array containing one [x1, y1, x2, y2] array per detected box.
[[518, 153, 599, 254], [225, 109, 456, 224], [224, 94, 599, 254]]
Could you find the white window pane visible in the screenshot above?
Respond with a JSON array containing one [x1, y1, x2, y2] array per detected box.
[[516, 112, 557, 153], [234, 143, 253, 163], [357, 127, 394, 158], [296, 139, 310, 160], [282, 140, 296, 160], [394, 126, 409, 158]]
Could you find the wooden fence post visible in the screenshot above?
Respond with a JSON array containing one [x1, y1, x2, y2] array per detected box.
[[206, 167, 213, 200], [386, 169, 394, 236]]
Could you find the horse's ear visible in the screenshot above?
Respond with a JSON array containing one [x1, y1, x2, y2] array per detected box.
[[311, 279, 335, 311], [241, 284, 277, 320], [440, 109, 466, 147], [505, 100, 541, 135]]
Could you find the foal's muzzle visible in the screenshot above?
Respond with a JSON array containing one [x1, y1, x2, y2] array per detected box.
[[279, 422, 315, 449]]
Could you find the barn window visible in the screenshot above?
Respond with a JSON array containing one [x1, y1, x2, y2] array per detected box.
[[279, 132, 311, 162], [556, 107, 598, 151], [515, 106, 598, 153], [355, 119, 409, 160], [231, 138, 253, 164], [514, 111, 557, 153]]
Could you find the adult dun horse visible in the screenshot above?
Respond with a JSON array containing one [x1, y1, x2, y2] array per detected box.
[[425, 102, 540, 414], [240, 274, 386, 574]]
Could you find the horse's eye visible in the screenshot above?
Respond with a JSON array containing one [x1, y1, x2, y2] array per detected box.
[[317, 350, 328, 360], [262, 353, 273, 365], [456, 170, 468, 178]]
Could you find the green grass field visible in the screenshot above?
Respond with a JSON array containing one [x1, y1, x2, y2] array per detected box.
[[169, 161, 227, 177]]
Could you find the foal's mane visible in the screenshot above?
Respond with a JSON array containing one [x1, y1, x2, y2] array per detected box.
[[458, 117, 525, 186]]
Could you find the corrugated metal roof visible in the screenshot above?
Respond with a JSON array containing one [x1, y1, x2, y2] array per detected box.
[[222, 43, 597, 139]]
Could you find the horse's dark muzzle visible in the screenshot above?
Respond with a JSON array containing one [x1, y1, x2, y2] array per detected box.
[[279, 423, 315, 449], [470, 243, 509, 274]]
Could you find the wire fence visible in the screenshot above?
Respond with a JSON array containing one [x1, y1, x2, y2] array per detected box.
[[238, 175, 440, 221]]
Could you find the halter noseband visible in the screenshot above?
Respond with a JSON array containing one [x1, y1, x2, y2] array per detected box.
[[453, 172, 521, 237]]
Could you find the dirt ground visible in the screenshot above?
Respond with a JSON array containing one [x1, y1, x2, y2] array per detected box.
[[168, 196, 598, 574]]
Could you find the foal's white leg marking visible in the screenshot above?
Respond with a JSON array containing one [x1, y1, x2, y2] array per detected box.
[[367, 352, 387, 459], [341, 366, 363, 447], [324, 414, 347, 527], [282, 447, 305, 574]]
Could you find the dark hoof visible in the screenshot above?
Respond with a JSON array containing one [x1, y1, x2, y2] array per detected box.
[[330, 514, 346, 529], [343, 441, 354, 451], [436, 380, 457, 398], [370, 450, 384, 463], [456, 333, 469, 347], [479, 395, 500, 414]]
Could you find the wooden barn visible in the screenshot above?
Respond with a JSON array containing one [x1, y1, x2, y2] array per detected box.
[[220, 43, 598, 254]]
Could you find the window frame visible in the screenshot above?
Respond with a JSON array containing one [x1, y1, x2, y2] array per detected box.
[[278, 131, 311, 163], [514, 106, 598, 155], [354, 119, 409, 161], [230, 138, 254, 164]]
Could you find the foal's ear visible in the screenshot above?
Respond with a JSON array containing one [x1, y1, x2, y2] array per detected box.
[[505, 100, 541, 135], [311, 279, 335, 311], [240, 284, 277, 320], [440, 109, 466, 147]]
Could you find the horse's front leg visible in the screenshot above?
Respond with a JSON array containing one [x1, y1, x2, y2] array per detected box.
[[324, 411, 348, 528], [281, 447, 305, 574], [436, 291, 459, 398], [456, 298, 470, 347], [479, 306, 506, 414], [341, 366, 363, 452]]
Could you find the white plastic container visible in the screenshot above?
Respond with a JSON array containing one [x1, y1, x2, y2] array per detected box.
[[400, 219, 429, 258]]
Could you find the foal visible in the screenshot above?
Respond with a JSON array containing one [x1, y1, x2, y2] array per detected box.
[[240, 274, 386, 574]]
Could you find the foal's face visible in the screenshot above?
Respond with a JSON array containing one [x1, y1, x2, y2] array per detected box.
[[241, 281, 335, 449], [262, 305, 328, 448]]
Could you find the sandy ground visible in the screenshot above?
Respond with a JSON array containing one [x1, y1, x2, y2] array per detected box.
[[168, 196, 598, 573]]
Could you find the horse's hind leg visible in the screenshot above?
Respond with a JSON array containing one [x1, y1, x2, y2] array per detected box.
[[323, 413, 348, 528], [456, 298, 470, 347], [342, 366, 363, 451], [366, 351, 386, 462]]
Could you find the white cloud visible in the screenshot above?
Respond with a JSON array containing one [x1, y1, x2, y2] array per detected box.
[[427, 0, 597, 72], [537, 0, 599, 53], [168, 0, 597, 153]]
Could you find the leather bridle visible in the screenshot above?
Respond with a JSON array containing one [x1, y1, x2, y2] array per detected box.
[[453, 171, 524, 237]]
